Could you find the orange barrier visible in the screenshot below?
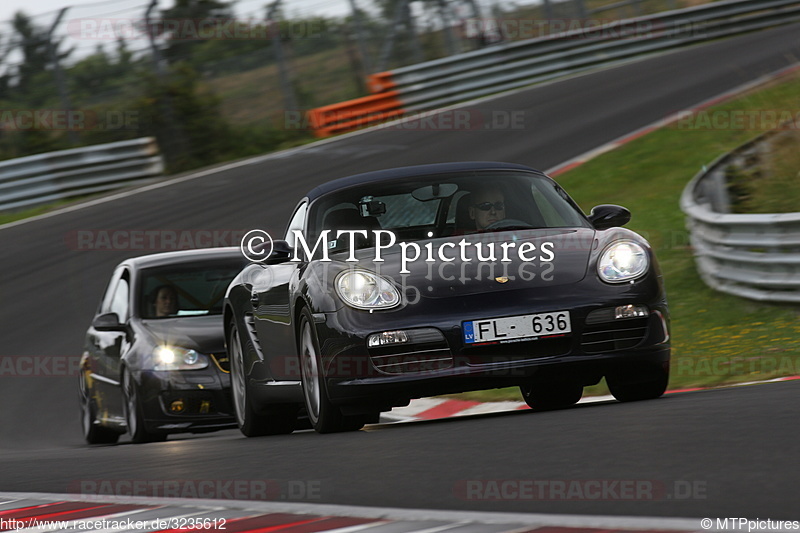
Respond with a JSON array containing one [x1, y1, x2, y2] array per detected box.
[[366, 71, 396, 93], [307, 89, 404, 137]]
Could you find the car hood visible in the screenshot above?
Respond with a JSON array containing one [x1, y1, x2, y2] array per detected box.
[[138, 315, 225, 354], [337, 228, 596, 299]]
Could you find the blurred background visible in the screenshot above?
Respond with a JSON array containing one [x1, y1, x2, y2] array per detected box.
[[0, 0, 690, 173]]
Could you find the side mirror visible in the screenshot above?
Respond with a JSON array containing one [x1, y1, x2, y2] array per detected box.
[[92, 312, 125, 332], [588, 204, 631, 230], [265, 239, 293, 263]]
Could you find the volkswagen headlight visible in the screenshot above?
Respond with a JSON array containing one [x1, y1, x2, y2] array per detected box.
[[598, 240, 649, 283], [153, 346, 209, 371], [335, 270, 400, 310]]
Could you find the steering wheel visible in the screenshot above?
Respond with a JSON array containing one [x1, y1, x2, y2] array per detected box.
[[484, 218, 535, 231]]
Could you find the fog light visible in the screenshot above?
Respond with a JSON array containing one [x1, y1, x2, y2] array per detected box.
[[368, 330, 409, 347], [615, 304, 648, 319], [170, 399, 185, 413]]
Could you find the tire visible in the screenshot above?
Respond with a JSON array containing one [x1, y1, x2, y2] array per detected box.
[[607, 366, 669, 402], [298, 308, 365, 434], [228, 318, 296, 436], [79, 370, 120, 444], [520, 380, 583, 411], [122, 368, 167, 443]]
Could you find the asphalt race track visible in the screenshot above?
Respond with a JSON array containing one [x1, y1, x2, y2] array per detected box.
[[1, 23, 799, 519]]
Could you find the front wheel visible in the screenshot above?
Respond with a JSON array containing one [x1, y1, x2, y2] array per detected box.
[[299, 308, 364, 433], [79, 370, 120, 444], [228, 318, 296, 436], [607, 366, 669, 402], [122, 368, 166, 443], [520, 380, 583, 411]]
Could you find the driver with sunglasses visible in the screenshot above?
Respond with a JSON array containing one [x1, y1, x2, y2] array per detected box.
[[468, 186, 506, 230]]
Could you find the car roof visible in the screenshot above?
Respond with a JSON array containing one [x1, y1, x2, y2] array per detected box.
[[119, 247, 246, 270], [305, 161, 543, 202]]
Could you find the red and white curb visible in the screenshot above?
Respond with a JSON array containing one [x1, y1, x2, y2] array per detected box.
[[0, 492, 717, 532], [382, 376, 800, 423]]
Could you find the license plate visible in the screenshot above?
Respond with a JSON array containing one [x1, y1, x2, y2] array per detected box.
[[463, 311, 571, 344]]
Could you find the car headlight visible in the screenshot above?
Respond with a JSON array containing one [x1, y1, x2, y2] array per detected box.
[[598, 240, 649, 283], [153, 346, 209, 371], [335, 270, 400, 310]]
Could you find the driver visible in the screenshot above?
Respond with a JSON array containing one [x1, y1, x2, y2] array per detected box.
[[152, 285, 179, 317], [469, 186, 506, 230]]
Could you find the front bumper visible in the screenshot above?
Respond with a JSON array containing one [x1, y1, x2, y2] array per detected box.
[[315, 285, 670, 409], [137, 368, 237, 433]]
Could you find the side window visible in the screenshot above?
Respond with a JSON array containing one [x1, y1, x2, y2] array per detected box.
[[99, 267, 124, 314], [108, 274, 130, 322], [285, 202, 307, 248]]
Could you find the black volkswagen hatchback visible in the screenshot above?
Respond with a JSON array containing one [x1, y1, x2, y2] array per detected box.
[[80, 247, 248, 443], [225, 162, 671, 435]]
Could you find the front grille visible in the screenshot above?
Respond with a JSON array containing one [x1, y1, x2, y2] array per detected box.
[[463, 337, 571, 365], [370, 349, 454, 374], [581, 317, 649, 354]]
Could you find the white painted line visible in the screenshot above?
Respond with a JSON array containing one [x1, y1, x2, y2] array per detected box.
[[320, 521, 392, 533]]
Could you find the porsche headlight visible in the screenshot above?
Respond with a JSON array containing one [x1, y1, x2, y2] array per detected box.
[[598, 240, 649, 283], [153, 346, 209, 371], [336, 270, 400, 310]]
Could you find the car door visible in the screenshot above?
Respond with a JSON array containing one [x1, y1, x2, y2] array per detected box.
[[86, 267, 131, 424], [252, 202, 307, 381]]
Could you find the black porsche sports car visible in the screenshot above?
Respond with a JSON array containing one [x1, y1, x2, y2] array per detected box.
[[79, 247, 249, 443], [225, 162, 670, 435]]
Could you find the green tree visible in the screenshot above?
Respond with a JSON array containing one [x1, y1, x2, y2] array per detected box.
[[158, 0, 235, 65], [8, 11, 72, 106]]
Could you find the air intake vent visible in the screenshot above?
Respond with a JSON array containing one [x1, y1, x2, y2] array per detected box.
[[581, 317, 648, 354], [370, 349, 454, 374]]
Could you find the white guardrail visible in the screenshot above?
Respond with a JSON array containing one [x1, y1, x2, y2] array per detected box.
[[374, 0, 800, 111], [0, 137, 163, 212], [680, 130, 800, 303]]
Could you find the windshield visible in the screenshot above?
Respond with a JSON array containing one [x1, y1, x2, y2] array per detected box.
[[307, 170, 590, 252], [138, 261, 244, 319]]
